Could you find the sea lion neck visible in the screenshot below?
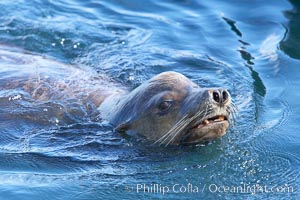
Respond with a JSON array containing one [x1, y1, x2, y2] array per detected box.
[[98, 90, 131, 125]]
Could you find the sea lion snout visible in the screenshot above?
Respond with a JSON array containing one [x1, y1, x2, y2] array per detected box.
[[178, 88, 231, 118], [173, 88, 232, 145]]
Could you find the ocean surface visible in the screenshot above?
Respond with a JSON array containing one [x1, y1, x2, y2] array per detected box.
[[0, 0, 299, 199]]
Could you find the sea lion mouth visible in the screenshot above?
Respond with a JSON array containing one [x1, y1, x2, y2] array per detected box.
[[191, 115, 228, 130], [181, 114, 229, 145]]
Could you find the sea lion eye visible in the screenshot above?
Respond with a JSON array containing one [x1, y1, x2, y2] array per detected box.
[[158, 100, 172, 111]]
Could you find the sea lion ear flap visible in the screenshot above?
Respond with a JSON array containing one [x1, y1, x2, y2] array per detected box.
[[115, 121, 132, 132]]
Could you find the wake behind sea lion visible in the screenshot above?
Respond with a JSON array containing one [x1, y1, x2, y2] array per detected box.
[[0, 46, 232, 146]]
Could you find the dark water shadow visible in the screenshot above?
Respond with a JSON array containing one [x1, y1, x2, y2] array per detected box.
[[280, 0, 300, 60]]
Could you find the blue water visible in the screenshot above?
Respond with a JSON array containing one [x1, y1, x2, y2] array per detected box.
[[0, 0, 299, 199]]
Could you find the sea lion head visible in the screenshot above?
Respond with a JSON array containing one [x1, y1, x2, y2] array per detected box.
[[106, 71, 231, 146]]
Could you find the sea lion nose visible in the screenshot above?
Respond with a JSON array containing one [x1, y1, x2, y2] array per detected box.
[[212, 89, 229, 105], [222, 90, 229, 102], [212, 91, 220, 103]]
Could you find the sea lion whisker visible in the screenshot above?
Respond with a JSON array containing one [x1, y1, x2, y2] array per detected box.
[[228, 102, 238, 126], [231, 102, 238, 113], [160, 109, 205, 146], [166, 110, 212, 146], [157, 124, 183, 145], [230, 109, 238, 126], [199, 105, 210, 121], [154, 114, 189, 145], [163, 108, 209, 146], [227, 107, 235, 124], [164, 116, 198, 146], [164, 115, 200, 146], [165, 122, 189, 146], [188, 107, 207, 123], [162, 116, 193, 145]]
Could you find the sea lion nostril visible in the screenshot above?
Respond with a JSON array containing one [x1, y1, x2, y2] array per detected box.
[[213, 91, 220, 103], [222, 90, 228, 101]]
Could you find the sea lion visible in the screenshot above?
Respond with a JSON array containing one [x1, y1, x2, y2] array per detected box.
[[99, 71, 231, 145], [0, 46, 231, 145]]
